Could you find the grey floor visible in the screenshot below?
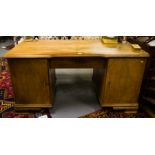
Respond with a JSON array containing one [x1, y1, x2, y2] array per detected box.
[[0, 48, 7, 57], [0, 39, 13, 56], [50, 69, 102, 118]]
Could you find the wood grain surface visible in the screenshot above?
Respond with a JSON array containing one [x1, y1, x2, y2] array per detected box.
[[7, 58, 53, 110], [4, 40, 149, 58], [93, 58, 147, 109]]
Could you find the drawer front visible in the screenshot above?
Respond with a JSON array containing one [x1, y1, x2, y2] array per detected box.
[[8, 58, 52, 109], [100, 58, 147, 105]]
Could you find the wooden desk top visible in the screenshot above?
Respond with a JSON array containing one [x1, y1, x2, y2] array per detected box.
[[4, 40, 149, 58]]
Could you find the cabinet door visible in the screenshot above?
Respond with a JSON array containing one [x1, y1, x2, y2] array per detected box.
[[100, 58, 146, 107], [8, 58, 53, 110]]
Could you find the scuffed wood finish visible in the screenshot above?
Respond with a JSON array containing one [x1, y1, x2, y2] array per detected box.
[[93, 58, 147, 110], [7, 59, 55, 110], [4, 40, 149, 58]]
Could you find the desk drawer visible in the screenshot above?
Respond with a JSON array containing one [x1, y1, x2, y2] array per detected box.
[[50, 57, 106, 68]]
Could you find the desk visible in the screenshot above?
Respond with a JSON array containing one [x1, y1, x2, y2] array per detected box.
[[4, 40, 149, 111]]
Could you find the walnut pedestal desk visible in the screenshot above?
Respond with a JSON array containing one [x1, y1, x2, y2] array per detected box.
[[4, 40, 149, 112]]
